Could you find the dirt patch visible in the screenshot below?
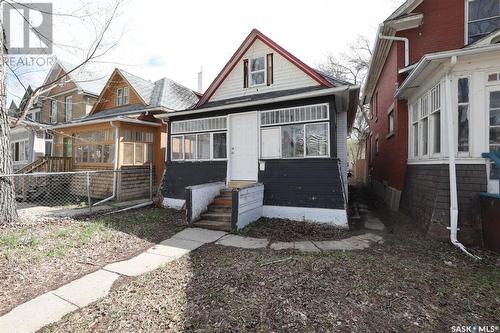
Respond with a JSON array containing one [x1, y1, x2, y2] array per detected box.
[[239, 217, 359, 242], [42, 208, 500, 332], [0, 207, 185, 316]]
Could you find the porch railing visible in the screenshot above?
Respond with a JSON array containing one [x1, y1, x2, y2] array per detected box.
[[481, 152, 500, 198], [15, 156, 73, 174]]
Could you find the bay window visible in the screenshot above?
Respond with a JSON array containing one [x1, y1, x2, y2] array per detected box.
[[260, 104, 330, 159], [467, 0, 500, 44]]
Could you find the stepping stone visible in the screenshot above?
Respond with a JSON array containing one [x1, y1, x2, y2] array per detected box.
[[52, 269, 119, 307], [364, 215, 385, 231], [104, 252, 176, 277], [0, 292, 77, 333], [216, 235, 269, 249], [172, 228, 227, 243], [148, 238, 203, 257], [313, 239, 357, 251], [270, 241, 320, 252]]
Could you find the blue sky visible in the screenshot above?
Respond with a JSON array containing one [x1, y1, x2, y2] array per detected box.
[[6, 0, 404, 105]]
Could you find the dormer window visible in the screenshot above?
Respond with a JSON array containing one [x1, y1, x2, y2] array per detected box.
[[250, 56, 266, 86], [116, 87, 129, 106], [466, 0, 500, 44]]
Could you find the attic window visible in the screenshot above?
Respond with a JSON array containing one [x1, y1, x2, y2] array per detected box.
[[116, 87, 129, 106], [250, 56, 266, 86]]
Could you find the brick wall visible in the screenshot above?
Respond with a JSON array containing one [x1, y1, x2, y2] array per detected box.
[[400, 164, 487, 245]]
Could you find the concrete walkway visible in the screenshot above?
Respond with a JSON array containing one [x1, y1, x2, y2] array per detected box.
[[0, 228, 227, 333], [0, 228, 382, 332], [216, 233, 384, 252]]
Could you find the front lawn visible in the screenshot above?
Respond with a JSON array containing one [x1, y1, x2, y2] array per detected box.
[[43, 212, 500, 332], [0, 207, 185, 316]]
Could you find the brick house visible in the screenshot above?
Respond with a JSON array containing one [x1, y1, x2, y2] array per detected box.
[[363, 0, 500, 246]]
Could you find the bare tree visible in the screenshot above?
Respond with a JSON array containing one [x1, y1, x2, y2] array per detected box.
[[0, 0, 123, 224], [318, 36, 372, 166]]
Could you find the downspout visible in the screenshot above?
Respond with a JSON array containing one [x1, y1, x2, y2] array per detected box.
[[94, 121, 119, 206], [443, 56, 480, 259], [378, 33, 410, 67]]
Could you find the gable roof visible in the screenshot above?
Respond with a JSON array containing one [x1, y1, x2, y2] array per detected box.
[[44, 60, 109, 96], [89, 68, 199, 116], [196, 29, 335, 107]]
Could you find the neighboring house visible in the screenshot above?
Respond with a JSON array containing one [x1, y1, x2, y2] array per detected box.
[[49, 68, 199, 200], [160, 29, 359, 231], [8, 88, 48, 172], [362, 0, 500, 244]]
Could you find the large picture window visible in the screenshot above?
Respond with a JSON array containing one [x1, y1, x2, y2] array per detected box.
[[467, 0, 500, 44], [172, 131, 227, 161]]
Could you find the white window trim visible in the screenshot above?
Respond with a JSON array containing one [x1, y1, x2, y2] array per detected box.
[[249, 55, 267, 87], [260, 103, 330, 127], [116, 88, 123, 106], [171, 131, 228, 162], [387, 105, 395, 137], [123, 87, 129, 105], [259, 121, 330, 160], [457, 76, 471, 157], [12, 139, 29, 163], [50, 100, 58, 124], [171, 116, 228, 134], [65, 96, 73, 122], [408, 82, 443, 161]]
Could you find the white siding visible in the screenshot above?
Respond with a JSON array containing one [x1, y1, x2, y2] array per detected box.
[[210, 39, 319, 102]]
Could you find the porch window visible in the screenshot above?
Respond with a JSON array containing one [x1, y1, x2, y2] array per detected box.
[[467, 0, 500, 44], [458, 78, 470, 152], [409, 83, 442, 159], [260, 104, 330, 159], [122, 129, 155, 166], [171, 132, 227, 161], [249, 56, 266, 86], [74, 130, 115, 164], [171, 117, 227, 134], [51, 100, 57, 124], [65, 96, 72, 122]]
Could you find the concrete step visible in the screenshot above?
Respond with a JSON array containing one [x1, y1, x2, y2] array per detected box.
[[193, 220, 231, 232], [200, 212, 231, 222], [218, 192, 233, 198]]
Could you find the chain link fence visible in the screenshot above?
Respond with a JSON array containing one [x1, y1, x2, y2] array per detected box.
[[0, 166, 155, 221]]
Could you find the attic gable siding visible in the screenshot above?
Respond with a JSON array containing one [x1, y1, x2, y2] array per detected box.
[[47, 68, 78, 96], [210, 39, 319, 102], [93, 71, 145, 114]]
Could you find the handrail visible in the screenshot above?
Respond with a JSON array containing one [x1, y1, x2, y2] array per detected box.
[[481, 152, 500, 198]]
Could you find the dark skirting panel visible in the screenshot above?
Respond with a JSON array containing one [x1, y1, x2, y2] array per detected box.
[[258, 158, 345, 210], [162, 161, 227, 199]]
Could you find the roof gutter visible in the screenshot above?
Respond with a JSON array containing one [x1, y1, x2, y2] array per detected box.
[[158, 86, 359, 118], [47, 117, 162, 129], [395, 43, 500, 98], [378, 34, 410, 67]]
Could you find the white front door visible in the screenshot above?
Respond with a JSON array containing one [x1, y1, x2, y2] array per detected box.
[[229, 112, 258, 181]]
